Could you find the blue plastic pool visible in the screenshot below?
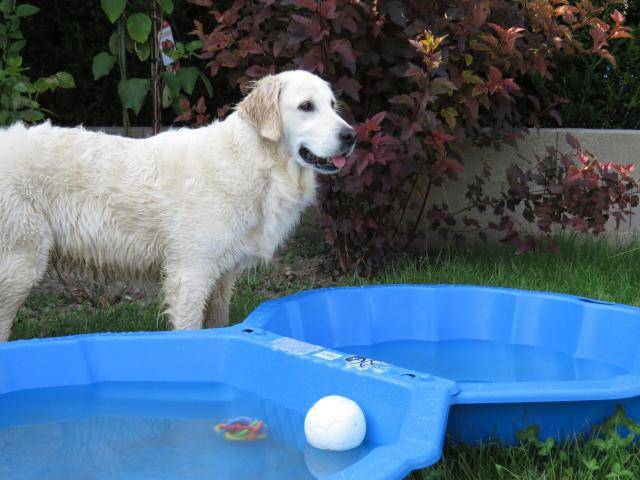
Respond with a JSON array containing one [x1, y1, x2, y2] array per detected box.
[[243, 285, 640, 444], [0, 327, 456, 480], [2, 284, 640, 479]]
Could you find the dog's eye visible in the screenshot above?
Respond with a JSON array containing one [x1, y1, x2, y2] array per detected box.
[[298, 101, 314, 112], [331, 100, 336, 110]]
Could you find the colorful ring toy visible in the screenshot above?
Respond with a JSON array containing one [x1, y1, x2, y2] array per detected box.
[[214, 416, 268, 441]]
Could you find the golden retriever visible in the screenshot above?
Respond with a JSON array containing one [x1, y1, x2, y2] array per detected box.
[[0, 70, 355, 341]]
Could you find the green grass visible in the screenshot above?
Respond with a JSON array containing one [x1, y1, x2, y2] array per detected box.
[[414, 408, 640, 479], [13, 292, 168, 340], [14, 237, 640, 340], [10, 237, 640, 479]]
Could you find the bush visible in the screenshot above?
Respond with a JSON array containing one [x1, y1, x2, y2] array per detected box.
[[468, 133, 639, 254], [18, 1, 638, 132], [537, 1, 640, 129], [21, 0, 207, 127], [189, 0, 633, 271], [0, 1, 74, 125]]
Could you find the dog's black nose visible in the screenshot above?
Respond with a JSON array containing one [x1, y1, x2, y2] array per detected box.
[[339, 127, 356, 147]]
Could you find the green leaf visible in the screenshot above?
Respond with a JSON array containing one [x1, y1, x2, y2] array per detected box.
[[162, 71, 181, 95], [108, 31, 119, 55], [118, 78, 149, 115], [8, 40, 25, 54], [582, 458, 600, 472], [92, 52, 116, 80], [126, 13, 151, 43], [34, 72, 73, 94], [9, 96, 20, 111], [0, 111, 12, 126], [198, 70, 213, 98], [5, 55, 22, 68], [101, 0, 126, 23], [441, 106, 457, 129], [18, 109, 44, 122], [0, 0, 12, 14], [34, 77, 55, 94], [185, 40, 203, 53], [156, 0, 174, 14], [161, 84, 173, 109], [135, 41, 150, 61], [176, 67, 199, 95], [174, 41, 185, 55], [15, 4, 39, 17], [7, 17, 18, 32], [12, 81, 29, 93], [54, 71, 75, 89]]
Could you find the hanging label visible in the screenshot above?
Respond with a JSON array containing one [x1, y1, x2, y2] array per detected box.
[[158, 21, 176, 68]]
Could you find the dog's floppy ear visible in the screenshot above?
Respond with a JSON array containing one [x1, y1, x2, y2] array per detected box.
[[237, 75, 282, 142]]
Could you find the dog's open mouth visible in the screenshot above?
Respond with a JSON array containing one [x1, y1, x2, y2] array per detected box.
[[299, 147, 341, 173]]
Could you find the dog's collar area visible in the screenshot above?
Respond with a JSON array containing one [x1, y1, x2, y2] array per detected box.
[[299, 146, 340, 174]]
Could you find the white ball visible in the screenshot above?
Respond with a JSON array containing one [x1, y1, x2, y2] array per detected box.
[[304, 395, 366, 451]]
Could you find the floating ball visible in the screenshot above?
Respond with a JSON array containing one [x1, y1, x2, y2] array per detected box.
[[304, 395, 366, 451]]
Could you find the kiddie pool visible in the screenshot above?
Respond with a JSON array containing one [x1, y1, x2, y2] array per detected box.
[[2, 285, 640, 479], [242, 285, 640, 444], [0, 325, 456, 480]]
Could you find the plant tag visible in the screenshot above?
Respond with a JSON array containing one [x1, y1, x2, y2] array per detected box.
[[158, 21, 176, 68]]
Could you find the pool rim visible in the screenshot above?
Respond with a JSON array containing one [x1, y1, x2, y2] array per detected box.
[[241, 284, 640, 405]]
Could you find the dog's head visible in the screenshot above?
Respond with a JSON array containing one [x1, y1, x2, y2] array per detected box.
[[237, 70, 356, 174]]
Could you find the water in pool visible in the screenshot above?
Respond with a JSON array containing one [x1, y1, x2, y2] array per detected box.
[[0, 382, 372, 480], [340, 339, 627, 382]]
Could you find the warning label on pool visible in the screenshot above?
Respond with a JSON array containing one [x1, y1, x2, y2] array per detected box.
[[270, 337, 322, 356]]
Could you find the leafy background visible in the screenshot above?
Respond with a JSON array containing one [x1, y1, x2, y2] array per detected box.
[[9, 0, 640, 271], [19, 0, 640, 129], [538, 0, 640, 128], [21, 0, 209, 126]]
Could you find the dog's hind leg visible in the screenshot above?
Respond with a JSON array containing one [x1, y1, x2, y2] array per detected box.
[[203, 268, 239, 329], [162, 261, 218, 331], [0, 246, 51, 342], [0, 203, 53, 341]]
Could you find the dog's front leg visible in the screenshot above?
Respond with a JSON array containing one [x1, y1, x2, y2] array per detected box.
[[163, 263, 217, 331], [204, 268, 239, 329]]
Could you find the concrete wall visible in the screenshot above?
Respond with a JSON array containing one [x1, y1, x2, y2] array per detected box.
[[427, 128, 640, 246], [89, 126, 159, 138]]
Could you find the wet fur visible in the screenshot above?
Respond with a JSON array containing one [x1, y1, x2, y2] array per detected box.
[[0, 70, 348, 341]]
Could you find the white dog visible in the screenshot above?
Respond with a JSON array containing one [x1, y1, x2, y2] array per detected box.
[[0, 70, 355, 341]]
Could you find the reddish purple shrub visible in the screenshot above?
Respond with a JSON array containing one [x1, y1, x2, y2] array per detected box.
[[464, 133, 639, 254], [187, 0, 633, 271]]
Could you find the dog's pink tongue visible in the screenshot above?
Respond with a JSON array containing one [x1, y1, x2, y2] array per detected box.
[[332, 156, 346, 169]]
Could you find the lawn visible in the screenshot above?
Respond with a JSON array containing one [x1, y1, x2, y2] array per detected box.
[[11, 237, 640, 479]]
